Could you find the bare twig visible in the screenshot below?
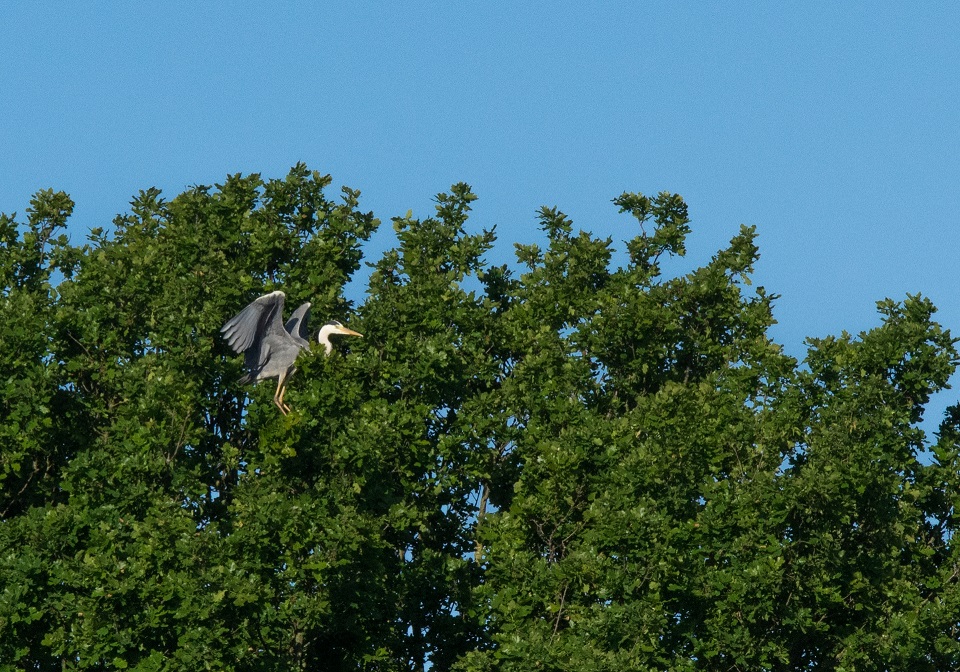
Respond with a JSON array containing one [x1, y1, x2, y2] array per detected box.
[[474, 480, 489, 562], [552, 582, 569, 639]]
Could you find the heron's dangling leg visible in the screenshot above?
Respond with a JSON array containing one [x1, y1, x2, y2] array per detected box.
[[274, 373, 289, 415], [277, 367, 296, 414]]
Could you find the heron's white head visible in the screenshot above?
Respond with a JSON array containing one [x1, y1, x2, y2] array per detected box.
[[316, 320, 363, 354]]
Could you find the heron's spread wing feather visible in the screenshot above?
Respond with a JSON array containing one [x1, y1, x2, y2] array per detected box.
[[221, 291, 286, 354], [285, 302, 312, 341]]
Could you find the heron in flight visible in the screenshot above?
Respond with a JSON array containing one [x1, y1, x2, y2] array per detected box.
[[221, 291, 362, 414]]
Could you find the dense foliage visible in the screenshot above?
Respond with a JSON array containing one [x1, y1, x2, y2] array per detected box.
[[1, 165, 958, 670]]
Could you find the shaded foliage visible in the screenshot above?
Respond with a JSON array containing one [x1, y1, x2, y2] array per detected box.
[[1, 166, 958, 671]]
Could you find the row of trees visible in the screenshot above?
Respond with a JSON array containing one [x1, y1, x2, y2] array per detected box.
[[1, 164, 958, 670]]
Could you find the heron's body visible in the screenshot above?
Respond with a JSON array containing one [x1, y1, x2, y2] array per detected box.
[[220, 291, 361, 414]]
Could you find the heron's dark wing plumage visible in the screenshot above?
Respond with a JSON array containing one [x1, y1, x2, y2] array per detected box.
[[284, 302, 312, 341], [221, 291, 286, 352], [221, 290, 288, 368]]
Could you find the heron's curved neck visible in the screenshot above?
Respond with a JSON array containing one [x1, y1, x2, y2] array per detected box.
[[317, 326, 336, 355]]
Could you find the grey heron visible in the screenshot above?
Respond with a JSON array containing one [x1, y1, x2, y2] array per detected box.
[[220, 290, 362, 414]]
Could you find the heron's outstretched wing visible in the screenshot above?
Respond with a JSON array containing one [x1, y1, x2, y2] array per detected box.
[[284, 302, 312, 341], [221, 291, 287, 355]]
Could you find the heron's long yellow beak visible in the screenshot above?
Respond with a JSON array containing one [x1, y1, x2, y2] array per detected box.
[[337, 327, 363, 338]]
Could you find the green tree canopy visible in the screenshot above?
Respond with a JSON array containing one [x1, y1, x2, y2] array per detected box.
[[1, 165, 958, 671]]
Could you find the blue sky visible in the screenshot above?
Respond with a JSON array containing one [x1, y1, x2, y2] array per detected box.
[[4, 3, 960, 418]]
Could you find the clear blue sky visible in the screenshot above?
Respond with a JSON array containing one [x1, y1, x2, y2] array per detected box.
[[4, 3, 960, 418]]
